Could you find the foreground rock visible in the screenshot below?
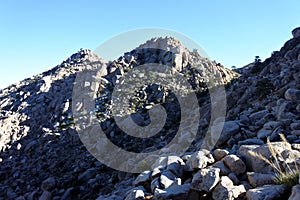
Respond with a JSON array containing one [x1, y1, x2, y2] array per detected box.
[[212, 176, 246, 200], [246, 185, 286, 200]]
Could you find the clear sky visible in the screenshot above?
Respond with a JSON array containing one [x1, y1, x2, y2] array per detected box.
[[0, 0, 299, 89]]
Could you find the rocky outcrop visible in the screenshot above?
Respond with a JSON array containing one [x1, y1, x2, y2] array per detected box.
[[104, 27, 300, 199], [1, 27, 300, 200], [292, 27, 300, 38], [0, 37, 237, 199]]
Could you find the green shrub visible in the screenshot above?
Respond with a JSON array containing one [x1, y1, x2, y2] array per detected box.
[[251, 56, 264, 73], [256, 78, 273, 99]]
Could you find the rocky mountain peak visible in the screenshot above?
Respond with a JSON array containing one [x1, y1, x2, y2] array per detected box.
[[136, 36, 189, 54], [64, 48, 100, 64]]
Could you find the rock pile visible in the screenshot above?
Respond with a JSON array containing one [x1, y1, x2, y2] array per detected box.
[[0, 37, 237, 199], [0, 27, 300, 200], [98, 28, 300, 199]]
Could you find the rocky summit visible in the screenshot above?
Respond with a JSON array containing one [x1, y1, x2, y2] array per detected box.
[[0, 28, 300, 200]]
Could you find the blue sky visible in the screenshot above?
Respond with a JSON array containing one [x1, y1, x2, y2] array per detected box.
[[0, 1, 299, 89]]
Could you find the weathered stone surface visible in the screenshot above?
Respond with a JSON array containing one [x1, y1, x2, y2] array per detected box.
[[247, 172, 275, 187], [1, 28, 300, 199], [159, 170, 178, 189], [246, 185, 285, 200], [228, 172, 240, 185], [166, 158, 185, 177], [38, 191, 52, 200], [185, 151, 214, 170], [249, 110, 269, 121], [292, 27, 300, 38], [41, 177, 56, 191], [212, 176, 246, 200], [124, 187, 145, 200], [78, 168, 97, 182], [223, 155, 246, 175], [257, 128, 272, 139], [291, 122, 300, 130], [134, 171, 152, 186], [213, 149, 229, 161], [191, 167, 220, 192], [238, 142, 291, 173], [154, 184, 191, 200], [292, 130, 300, 136], [211, 160, 231, 176], [289, 184, 300, 200], [150, 177, 160, 193], [285, 88, 300, 102], [238, 138, 264, 146], [263, 121, 282, 130]]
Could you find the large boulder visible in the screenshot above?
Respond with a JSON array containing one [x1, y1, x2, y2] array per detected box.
[[247, 172, 275, 187], [185, 151, 214, 170], [191, 167, 220, 192], [153, 184, 191, 200], [246, 185, 285, 200], [212, 176, 246, 200], [285, 88, 300, 102], [222, 155, 246, 175], [238, 142, 292, 173]]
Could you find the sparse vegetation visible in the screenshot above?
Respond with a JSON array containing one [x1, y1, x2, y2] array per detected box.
[[255, 78, 274, 99], [251, 56, 264, 73], [250, 134, 299, 191]]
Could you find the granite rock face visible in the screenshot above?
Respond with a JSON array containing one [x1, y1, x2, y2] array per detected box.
[[1, 27, 300, 199]]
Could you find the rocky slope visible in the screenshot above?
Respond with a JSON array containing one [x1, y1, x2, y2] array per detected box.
[[0, 37, 237, 199], [0, 27, 300, 200], [97, 29, 300, 199]]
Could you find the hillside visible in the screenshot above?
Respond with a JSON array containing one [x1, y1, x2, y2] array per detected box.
[[0, 28, 300, 200]]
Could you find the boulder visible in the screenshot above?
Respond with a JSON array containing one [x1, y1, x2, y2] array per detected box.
[[247, 172, 275, 187], [191, 167, 220, 192], [212, 176, 246, 200], [289, 185, 300, 200], [249, 110, 269, 121], [284, 88, 300, 102], [213, 149, 229, 161], [257, 128, 272, 139], [78, 168, 97, 182], [134, 171, 152, 186], [222, 155, 246, 175], [211, 160, 231, 176], [153, 184, 191, 200], [238, 142, 291, 173], [185, 151, 214, 170], [124, 187, 145, 200], [159, 170, 178, 189], [41, 177, 56, 191], [291, 123, 300, 130], [263, 121, 282, 130], [246, 185, 285, 200]]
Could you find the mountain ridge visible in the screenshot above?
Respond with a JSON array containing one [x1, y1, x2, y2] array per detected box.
[[1, 29, 300, 199]]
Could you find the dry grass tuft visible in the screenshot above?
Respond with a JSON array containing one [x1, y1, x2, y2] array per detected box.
[[249, 134, 299, 189]]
